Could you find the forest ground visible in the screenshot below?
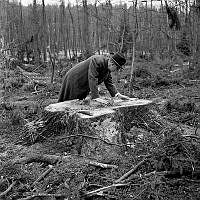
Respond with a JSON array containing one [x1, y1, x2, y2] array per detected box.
[[0, 56, 200, 200]]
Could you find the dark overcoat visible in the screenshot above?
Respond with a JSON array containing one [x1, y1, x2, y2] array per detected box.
[[58, 55, 118, 102]]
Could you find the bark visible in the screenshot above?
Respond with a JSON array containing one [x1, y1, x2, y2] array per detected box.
[[41, 0, 47, 62], [105, 0, 112, 53], [129, 0, 138, 96], [82, 0, 91, 57], [76, 0, 83, 53], [68, 3, 77, 57], [193, 0, 200, 76], [47, 47, 55, 84], [94, 0, 100, 54], [32, 0, 40, 65]]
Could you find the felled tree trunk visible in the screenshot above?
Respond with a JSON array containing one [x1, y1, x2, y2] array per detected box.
[[22, 98, 154, 159]]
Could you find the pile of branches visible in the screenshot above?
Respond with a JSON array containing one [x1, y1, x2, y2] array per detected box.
[[20, 110, 78, 145]]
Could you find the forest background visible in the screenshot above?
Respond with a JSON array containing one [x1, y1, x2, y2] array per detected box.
[[0, 0, 200, 74]]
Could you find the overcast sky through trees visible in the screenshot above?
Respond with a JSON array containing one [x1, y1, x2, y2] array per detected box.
[[20, 0, 130, 6]]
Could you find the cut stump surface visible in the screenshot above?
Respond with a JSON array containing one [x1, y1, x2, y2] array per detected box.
[[45, 98, 152, 119]]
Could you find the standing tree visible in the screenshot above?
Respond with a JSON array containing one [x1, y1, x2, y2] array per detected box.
[[129, 0, 138, 96], [94, 0, 100, 54], [119, 3, 131, 55], [41, 0, 47, 62], [32, 0, 40, 65], [104, 0, 112, 52], [68, 3, 77, 57], [82, 0, 91, 58], [192, 0, 200, 77], [76, 0, 83, 54]]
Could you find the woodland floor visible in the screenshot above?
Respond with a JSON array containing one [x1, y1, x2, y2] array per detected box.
[[0, 58, 200, 200]]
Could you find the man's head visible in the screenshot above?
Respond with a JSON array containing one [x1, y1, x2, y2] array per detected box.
[[108, 52, 126, 72]]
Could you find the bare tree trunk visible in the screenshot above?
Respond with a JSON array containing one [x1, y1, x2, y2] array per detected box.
[[193, 0, 200, 76], [32, 0, 40, 65], [68, 3, 77, 57], [129, 0, 138, 96], [94, 0, 100, 54], [47, 48, 55, 84], [160, 0, 165, 53], [66, 17, 71, 59], [119, 4, 127, 53], [0, 0, 7, 50], [82, 0, 91, 58], [53, 11, 57, 54], [17, 1, 25, 61], [41, 0, 47, 62], [145, 0, 149, 51], [150, 0, 153, 53], [60, 1, 68, 57], [76, 0, 83, 54], [191, 1, 197, 57], [59, 1, 64, 51]]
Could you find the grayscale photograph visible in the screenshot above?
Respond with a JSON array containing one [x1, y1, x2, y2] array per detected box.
[[0, 0, 200, 199]]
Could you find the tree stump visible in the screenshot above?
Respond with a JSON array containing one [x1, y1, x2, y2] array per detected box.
[[35, 98, 152, 159]]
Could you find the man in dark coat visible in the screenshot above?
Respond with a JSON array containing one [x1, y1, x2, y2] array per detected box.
[[58, 52, 130, 102]]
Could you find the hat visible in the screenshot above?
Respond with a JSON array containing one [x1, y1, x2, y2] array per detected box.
[[111, 52, 126, 69]]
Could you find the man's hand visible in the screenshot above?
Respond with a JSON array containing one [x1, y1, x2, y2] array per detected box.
[[94, 97, 115, 106], [115, 93, 130, 100], [82, 97, 91, 105], [93, 97, 108, 104]]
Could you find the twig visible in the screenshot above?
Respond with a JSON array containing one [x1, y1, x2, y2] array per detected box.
[[0, 181, 16, 198], [183, 134, 200, 140], [85, 183, 128, 196], [32, 63, 44, 73], [12, 154, 118, 169], [32, 165, 54, 186], [31, 90, 44, 94], [87, 160, 118, 169], [115, 159, 147, 183], [122, 170, 200, 183]]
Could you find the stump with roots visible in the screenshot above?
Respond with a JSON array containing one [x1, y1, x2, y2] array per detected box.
[[23, 98, 156, 159]]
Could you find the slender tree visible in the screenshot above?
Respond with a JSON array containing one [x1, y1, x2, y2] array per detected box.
[[41, 0, 47, 62], [76, 0, 83, 53], [94, 0, 100, 54], [193, 0, 200, 76], [68, 3, 77, 57], [129, 0, 138, 96], [82, 0, 91, 57], [32, 0, 40, 65]]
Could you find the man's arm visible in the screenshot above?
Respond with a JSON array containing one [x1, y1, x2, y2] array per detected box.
[[88, 58, 100, 99], [104, 73, 131, 100], [104, 73, 118, 97]]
